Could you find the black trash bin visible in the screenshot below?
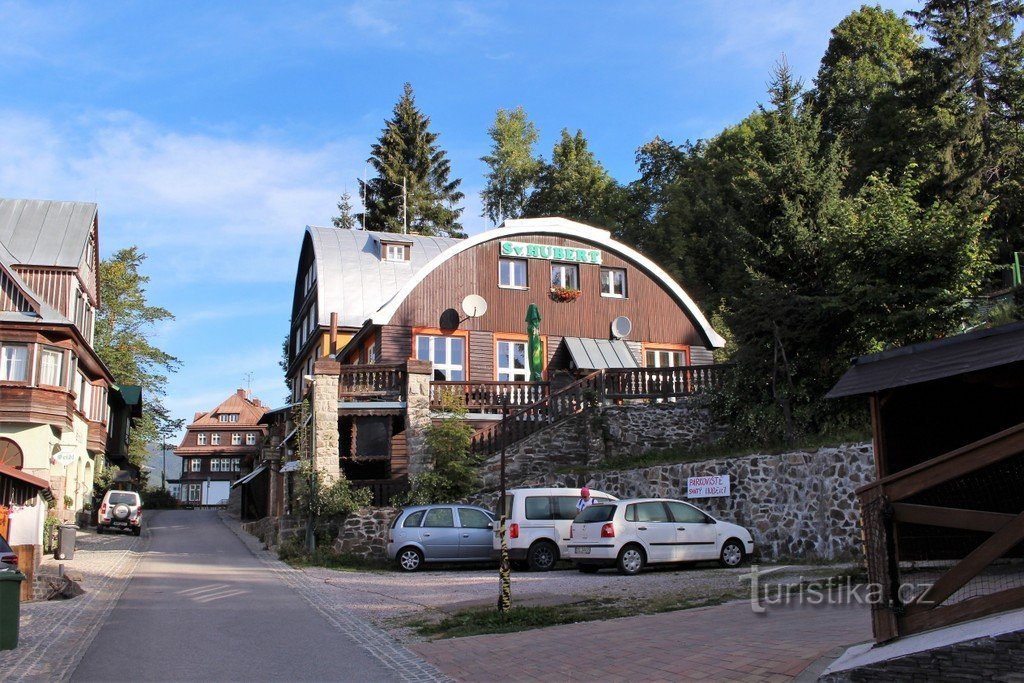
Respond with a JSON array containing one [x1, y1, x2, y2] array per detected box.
[[0, 567, 26, 650], [55, 524, 77, 561]]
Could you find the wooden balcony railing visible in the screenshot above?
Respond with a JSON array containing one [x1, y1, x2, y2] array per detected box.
[[429, 381, 550, 413], [604, 365, 732, 400], [351, 477, 410, 507], [338, 364, 407, 402], [857, 421, 1024, 642]]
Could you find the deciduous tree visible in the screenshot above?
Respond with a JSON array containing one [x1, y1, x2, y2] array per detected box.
[[480, 106, 542, 225]]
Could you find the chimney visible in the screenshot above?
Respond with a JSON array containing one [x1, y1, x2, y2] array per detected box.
[[236, 389, 245, 398]]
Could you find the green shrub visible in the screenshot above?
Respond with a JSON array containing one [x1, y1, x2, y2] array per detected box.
[[142, 488, 178, 509]]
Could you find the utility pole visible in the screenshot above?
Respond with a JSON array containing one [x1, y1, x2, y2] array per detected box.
[[497, 397, 511, 613], [402, 175, 408, 235]]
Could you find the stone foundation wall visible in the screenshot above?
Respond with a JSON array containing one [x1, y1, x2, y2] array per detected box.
[[587, 443, 875, 561], [241, 514, 302, 551], [331, 507, 398, 560], [478, 399, 717, 489]]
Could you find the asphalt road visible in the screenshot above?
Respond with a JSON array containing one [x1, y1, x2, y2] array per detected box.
[[70, 510, 399, 682]]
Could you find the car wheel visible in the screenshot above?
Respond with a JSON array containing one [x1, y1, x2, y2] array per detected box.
[[720, 539, 745, 568], [617, 544, 645, 576], [96, 525, 104, 534], [132, 527, 142, 537], [396, 547, 424, 572], [577, 564, 600, 574], [527, 541, 558, 572]]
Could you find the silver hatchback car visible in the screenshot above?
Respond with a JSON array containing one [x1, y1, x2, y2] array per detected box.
[[387, 504, 496, 571]]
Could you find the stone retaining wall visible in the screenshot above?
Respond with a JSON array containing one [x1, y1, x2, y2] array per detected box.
[[331, 507, 398, 560], [587, 443, 874, 561], [241, 514, 303, 551]]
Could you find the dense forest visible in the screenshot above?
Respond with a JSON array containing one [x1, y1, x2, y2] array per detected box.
[[339, 1, 1024, 447]]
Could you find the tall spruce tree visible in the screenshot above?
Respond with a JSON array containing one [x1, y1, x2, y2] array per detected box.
[[356, 83, 465, 237], [480, 106, 542, 225], [332, 191, 357, 229], [909, 0, 1024, 259], [523, 128, 624, 229]]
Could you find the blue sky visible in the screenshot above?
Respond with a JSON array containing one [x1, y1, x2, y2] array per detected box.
[[0, 1, 917, 433]]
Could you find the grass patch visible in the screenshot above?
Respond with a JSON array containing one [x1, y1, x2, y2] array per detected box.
[[278, 545, 390, 572], [411, 591, 742, 640], [566, 427, 872, 473]]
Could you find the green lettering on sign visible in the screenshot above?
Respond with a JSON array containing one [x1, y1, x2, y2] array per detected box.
[[498, 240, 602, 265]]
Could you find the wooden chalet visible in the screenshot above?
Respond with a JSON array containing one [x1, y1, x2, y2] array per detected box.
[[172, 389, 268, 506], [828, 321, 1024, 642], [278, 217, 728, 505]]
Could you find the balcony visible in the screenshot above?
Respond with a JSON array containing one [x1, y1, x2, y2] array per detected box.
[[338, 364, 407, 403]]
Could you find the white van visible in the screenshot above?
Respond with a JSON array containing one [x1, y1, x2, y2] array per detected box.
[[491, 486, 617, 571]]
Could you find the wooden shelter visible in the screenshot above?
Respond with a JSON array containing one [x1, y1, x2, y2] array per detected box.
[[828, 321, 1024, 642]]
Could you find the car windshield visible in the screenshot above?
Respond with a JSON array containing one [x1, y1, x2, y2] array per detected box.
[[576, 504, 616, 523], [108, 492, 137, 504]]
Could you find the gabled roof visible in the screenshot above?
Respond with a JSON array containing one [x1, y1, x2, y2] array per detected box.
[[0, 247, 72, 325], [305, 227, 462, 329], [0, 198, 97, 268], [185, 390, 269, 429], [827, 321, 1024, 398]]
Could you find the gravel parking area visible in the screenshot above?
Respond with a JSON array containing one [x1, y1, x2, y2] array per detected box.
[[299, 560, 857, 642]]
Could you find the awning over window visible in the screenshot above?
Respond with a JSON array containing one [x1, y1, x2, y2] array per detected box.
[[279, 460, 302, 474], [0, 463, 49, 489], [230, 463, 269, 489], [563, 337, 639, 370]]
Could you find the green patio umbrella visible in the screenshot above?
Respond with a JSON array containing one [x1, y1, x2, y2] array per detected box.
[[526, 303, 543, 381]]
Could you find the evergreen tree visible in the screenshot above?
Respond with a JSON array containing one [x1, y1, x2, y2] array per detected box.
[[812, 5, 921, 188], [909, 0, 1024, 259], [524, 128, 625, 229], [94, 247, 181, 465], [332, 191, 357, 229], [480, 106, 542, 225], [356, 83, 465, 237]]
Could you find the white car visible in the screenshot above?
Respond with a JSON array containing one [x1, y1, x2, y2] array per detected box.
[[492, 487, 618, 571], [567, 498, 754, 575], [97, 489, 143, 536]]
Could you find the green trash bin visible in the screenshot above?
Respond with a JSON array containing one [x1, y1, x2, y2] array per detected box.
[[0, 567, 26, 650]]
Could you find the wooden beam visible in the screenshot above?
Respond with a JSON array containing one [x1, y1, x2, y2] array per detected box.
[[856, 421, 1024, 499], [905, 509, 1024, 614], [901, 585, 1024, 636], [892, 503, 1017, 533]]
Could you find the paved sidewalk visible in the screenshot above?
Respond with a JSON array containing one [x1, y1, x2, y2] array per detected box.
[[0, 526, 147, 682], [408, 598, 871, 682]]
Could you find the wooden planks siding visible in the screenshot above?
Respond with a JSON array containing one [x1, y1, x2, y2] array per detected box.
[[379, 325, 413, 363], [690, 347, 714, 366], [390, 234, 709, 349], [11, 267, 72, 318], [390, 425, 408, 477], [0, 269, 32, 312], [469, 331, 493, 380]]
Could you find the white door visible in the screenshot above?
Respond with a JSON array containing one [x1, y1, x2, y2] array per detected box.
[[666, 501, 718, 560]]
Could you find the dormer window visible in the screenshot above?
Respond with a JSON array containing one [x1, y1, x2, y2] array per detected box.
[[219, 413, 239, 423], [383, 243, 409, 261]]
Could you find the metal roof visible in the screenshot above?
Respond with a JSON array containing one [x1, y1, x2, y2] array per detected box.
[[0, 198, 97, 268], [307, 227, 462, 329], [230, 463, 268, 489], [563, 337, 639, 369], [826, 321, 1024, 398]]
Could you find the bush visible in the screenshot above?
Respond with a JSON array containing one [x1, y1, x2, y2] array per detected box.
[[43, 515, 60, 552], [142, 488, 178, 509]]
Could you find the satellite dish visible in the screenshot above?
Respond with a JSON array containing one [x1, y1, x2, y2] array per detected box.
[[611, 316, 632, 339], [461, 294, 488, 318]]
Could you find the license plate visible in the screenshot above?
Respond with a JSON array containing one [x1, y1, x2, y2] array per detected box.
[[574, 546, 590, 555]]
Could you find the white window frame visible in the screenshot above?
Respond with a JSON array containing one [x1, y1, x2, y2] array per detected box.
[[498, 258, 528, 289], [384, 243, 408, 261], [0, 343, 29, 382], [246, 433, 256, 445], [496, 340, 530, 381], [231, 433, 241, 445], [197, 433, 207, 446], [211, 434, 221, 445], [190, 458, 201, 473], [186, 483, 201, 501], [646, 349, 687, 368], [38, 347, 63, 386], [415, 335, 465, 381], [233, 458, 241, 472], [600, 267, 627, 298], [550, 263, 579, 289]]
